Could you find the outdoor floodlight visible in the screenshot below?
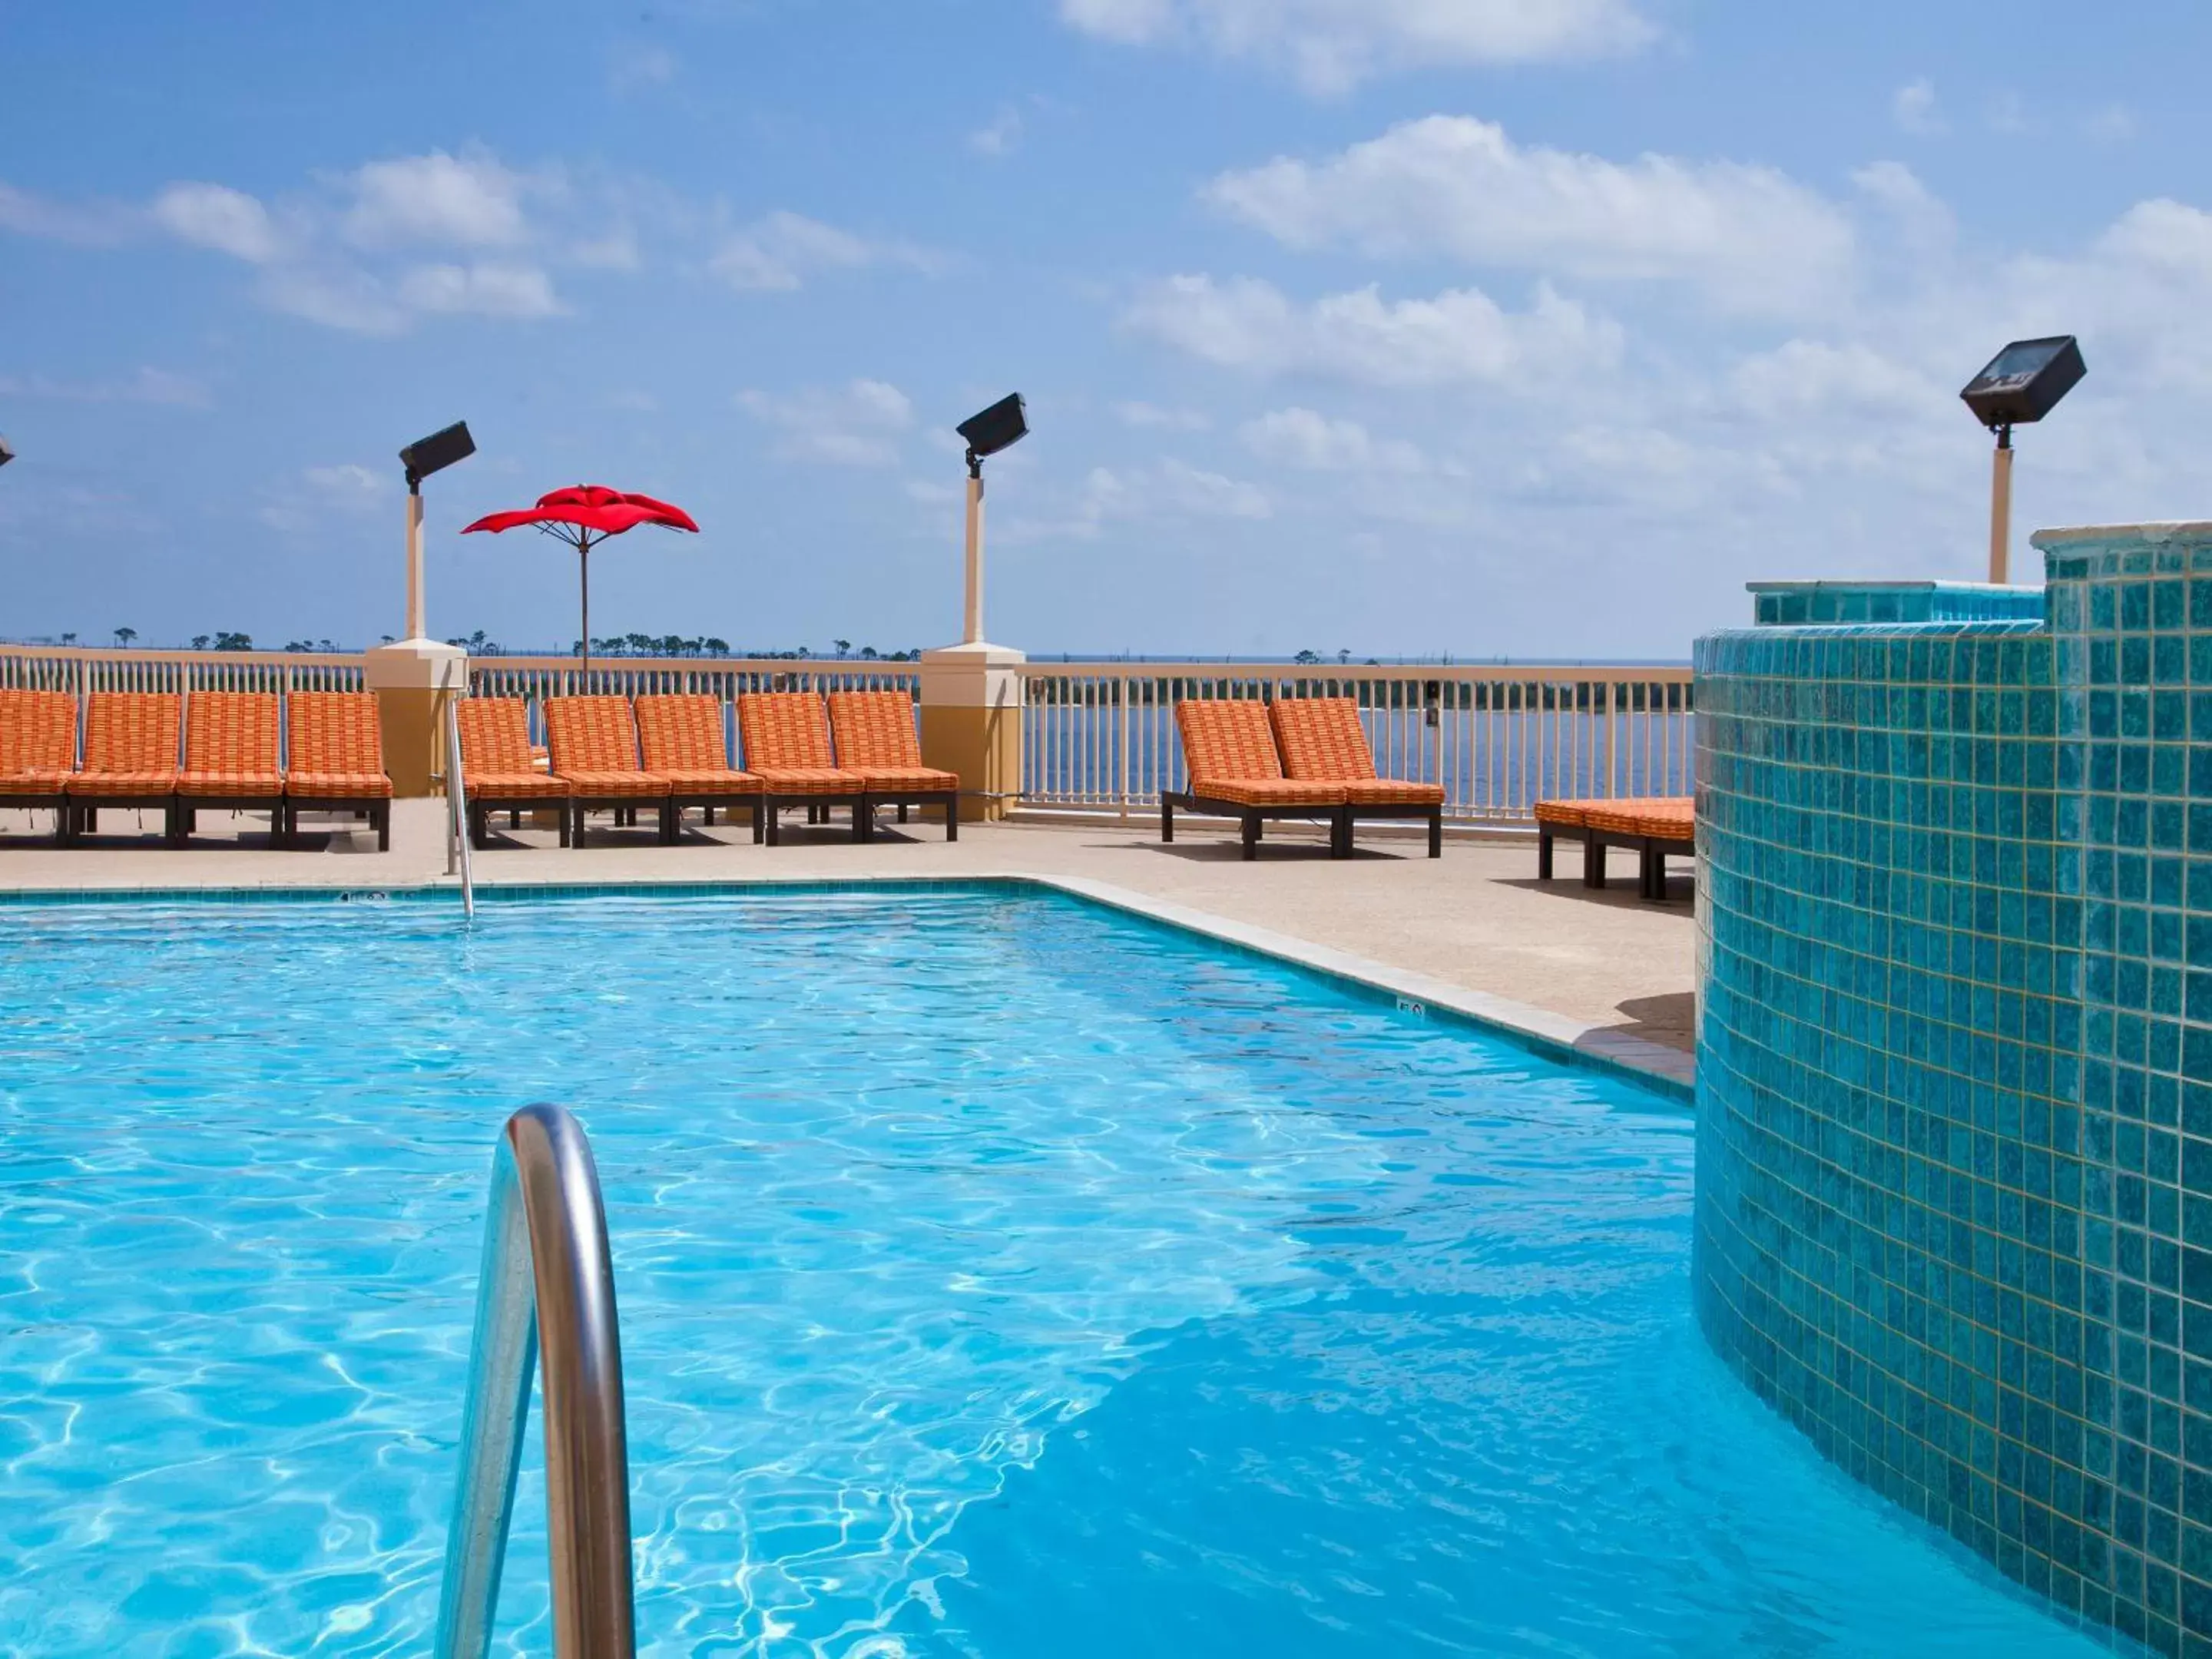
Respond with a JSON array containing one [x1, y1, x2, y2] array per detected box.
[[953, 394, 1029, 645], [399, 420, 476, 492], [396, 419, 475, 641], [0, 435, 14, 469], [1960, 336, 2085, 584], [957, 394, 1028, 475]]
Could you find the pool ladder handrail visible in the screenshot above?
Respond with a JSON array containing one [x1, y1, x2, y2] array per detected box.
[[434, 1104, 635, 1659], [441, 694, 476, 921]]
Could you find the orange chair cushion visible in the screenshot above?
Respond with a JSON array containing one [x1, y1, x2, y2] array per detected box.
[[1534, 800, 1592, 827], [184, 692, 282, 786], [1175, 700, 1284, 792], [827, 690, 937, 773], [1343, 780, 1446, 806], [660, 767, 763, 794], [82, 693, 180, 774], [853, 766, 958, 793], [753, 767, 864, 796], [1190, 778, 1346, 808], [286, 772, 394, 800], [68, 770, 177, 796], [286, 692, 387, 783], [178, 770, 283, 799], [738, 692, 836, 770], [545, 697, 646, 774], [0, 773, 68, 796], [0, 690, 78, 780], [556, 770, 671, 797], [636, 695, 735, 772], [1268, 698, 1379, 782], [1584, 798, 1694, 840], [469, 770, 568, 800], [459, 699, 540, 776]]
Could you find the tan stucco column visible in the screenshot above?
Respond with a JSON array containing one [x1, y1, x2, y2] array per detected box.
[[363, 639, 468, 798], [919, 641, 1024, 823]]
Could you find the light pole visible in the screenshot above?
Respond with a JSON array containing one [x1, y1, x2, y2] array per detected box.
[[397, 421, 476, 641], [1960, 337, 2085, 584], [954, 394, 1028, 644]]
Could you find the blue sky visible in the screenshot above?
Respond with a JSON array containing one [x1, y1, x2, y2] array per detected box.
[[3, 0, 2209, 659]]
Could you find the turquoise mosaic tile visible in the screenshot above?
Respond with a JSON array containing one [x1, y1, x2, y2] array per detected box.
[[1749, 581, 2048, 628], [1699, 537, 2212, 1657]]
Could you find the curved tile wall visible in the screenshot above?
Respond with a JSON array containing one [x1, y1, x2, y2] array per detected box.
[[1697, 533, 2212, 1657]]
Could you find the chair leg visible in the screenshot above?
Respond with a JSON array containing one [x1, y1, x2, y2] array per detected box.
[[945, 796, 958, 843], [704, 806, 715, 826], [765, 803, 781, 847], [509, 809, 522, 829], [1538, 827, 1554, 881], [166, 803, 184, 848], [752, 803, 765, 845], [1586, 840, 1606, 889], [1161, 798, 1174, 843], [898, 803, 909, 824], [1242, 812, 1260, 860], [1336, 807, 1354, 859], [557, 805, 571, 848], [853, 801, 869, 843], [1429, 807, 1442, 859]]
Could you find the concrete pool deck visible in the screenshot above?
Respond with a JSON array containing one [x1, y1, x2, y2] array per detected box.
[[0, 803, 1697, 1090]]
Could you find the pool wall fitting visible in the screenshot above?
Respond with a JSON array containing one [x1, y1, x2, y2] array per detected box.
[[1697, 529, 2212, 1657]]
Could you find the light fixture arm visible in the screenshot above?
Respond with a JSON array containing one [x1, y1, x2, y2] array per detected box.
[[963, 455, 985, 644], [1988, 422, 2015, 586]]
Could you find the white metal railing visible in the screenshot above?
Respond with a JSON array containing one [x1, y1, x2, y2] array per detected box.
[[0, 643, 364, 695], [1020, 664, 1694, 825], [442, 695, 476, 921], [2, 647, 1694, 826]]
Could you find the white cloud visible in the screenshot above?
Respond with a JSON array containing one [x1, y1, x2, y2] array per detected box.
[[970, 109, 1025, 158], [258, 462, 392, 535], [1124, 273, 1621, 389], [1009, 457, 1271, 541], [1059, 0, 1654, 94], [737, 379, 915, 466], [710, 210, 939, 292], [2085, 105, 2137, 144], [1242, 407, 1426, 472], [341, 151, 531, 250], [1729, 341, 1943, 422], [0, 366, 212, 408], [1115, 401, 1212, 431], [1892, 79, 1942, 136], [153, 183, 286, 263], [1205, 116, 1853, 314], [395, 262, 562, 318], [0, 180, 140, 247]]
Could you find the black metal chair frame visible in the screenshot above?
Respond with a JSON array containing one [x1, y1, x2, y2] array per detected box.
[[1538, 819, 1692, 901], [281, 794, 392, 852], [858, 788, 959, 843], [1161, 790, 1349, 862]]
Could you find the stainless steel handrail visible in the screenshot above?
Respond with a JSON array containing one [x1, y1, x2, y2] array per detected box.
[[442, 694, 476, 921], [434, 1105, 635, 1659]]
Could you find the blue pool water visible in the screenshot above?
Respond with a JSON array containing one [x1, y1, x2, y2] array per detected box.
[[0, 886, 2118, 1657]]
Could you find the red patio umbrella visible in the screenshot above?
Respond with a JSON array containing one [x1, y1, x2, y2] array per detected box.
[[462, 485, 699, 672]]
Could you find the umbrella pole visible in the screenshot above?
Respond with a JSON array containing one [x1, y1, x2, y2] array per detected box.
[[580, 538, 591, 681]]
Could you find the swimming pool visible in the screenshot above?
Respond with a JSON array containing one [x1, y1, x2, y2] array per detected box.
[[0, 885, 2118, 1656]]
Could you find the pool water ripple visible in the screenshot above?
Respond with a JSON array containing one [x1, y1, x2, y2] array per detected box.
[[0, 890, 2122, 1656]]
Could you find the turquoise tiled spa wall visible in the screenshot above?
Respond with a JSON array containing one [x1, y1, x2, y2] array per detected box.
[[1697, 530, 2212, 1657]]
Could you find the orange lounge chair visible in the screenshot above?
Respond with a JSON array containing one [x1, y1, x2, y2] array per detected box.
[[177, 690, 284, 846], [1162, 699, 1347, 860], [456, 697, 570, 846], [544, 696, 673, 849], [70, 691, 182, 843], [634, 694, 763, 843], [736, 692, 869, 846], [826, 690, 959, 842], [1269, 697, 1445, 859], [283, 691, 394, 851], [1536, 796, 1694, 899], [0, 689, 78, 842]]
